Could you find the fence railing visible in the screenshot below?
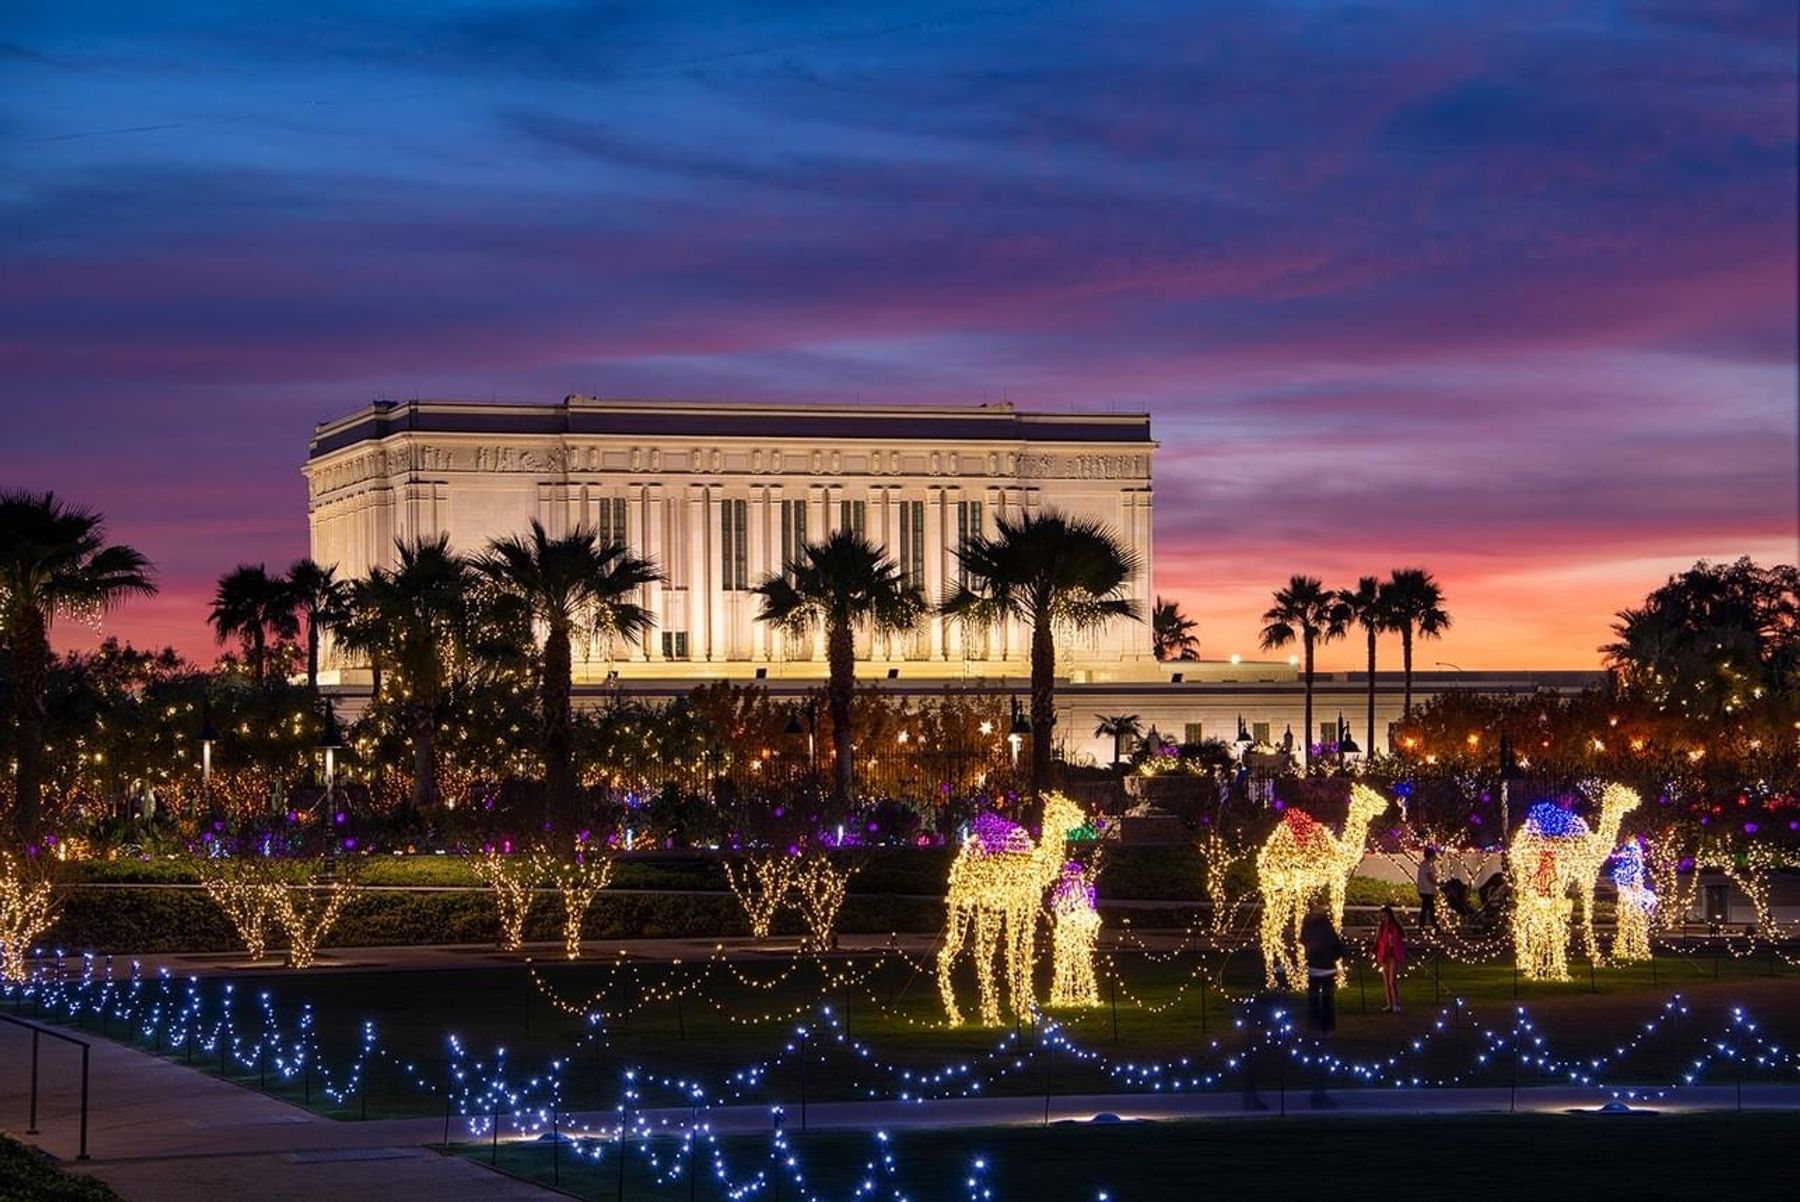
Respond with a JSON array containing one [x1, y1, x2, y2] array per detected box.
[[1, 1012, 91, 1160]]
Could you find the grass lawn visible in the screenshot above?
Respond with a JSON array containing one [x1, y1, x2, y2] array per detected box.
[[454, 1112, 1800, 1201], [38, 943, 1797, 1122], [0, 1137, 120, 1202]]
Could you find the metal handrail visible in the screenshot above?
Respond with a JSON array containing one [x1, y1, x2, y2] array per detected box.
[[0, 1012, 90, 1159]]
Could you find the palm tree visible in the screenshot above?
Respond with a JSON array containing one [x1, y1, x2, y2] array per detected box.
[[1386, 568, 1452, 717], [1093, 713, 1143, 766], [1151, 596, 1200, 661], [285, 558, 349, 696], [479, 519, 661, 827], [374, 535, 477, 810], [942, 511, 1142, 792], [1338, 575, 1398, 757], [336, 573, 397, 703], [753, 529, 925, 807], [208, 564, 297, 686], [0, 490, 156, 836], [1258, 575, 1348, 769]]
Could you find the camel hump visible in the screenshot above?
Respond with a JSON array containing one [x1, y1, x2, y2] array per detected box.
[[1280, 809, 1332, 849], [968, 812, 1032, 855]]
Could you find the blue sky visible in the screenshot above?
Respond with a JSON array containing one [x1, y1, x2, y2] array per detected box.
[[3, 1, 1795, 665]]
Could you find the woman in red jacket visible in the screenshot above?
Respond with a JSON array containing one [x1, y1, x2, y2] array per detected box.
[[1374, 904, 1407, 1013]]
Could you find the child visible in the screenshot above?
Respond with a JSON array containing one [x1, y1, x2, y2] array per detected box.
[[1374, 904, 1407, 1012]]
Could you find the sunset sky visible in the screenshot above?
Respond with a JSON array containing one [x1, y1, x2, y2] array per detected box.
[[4, 1, 1795, 671]]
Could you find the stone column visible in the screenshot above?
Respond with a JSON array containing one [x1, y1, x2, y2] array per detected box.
[[750, 486, 770, 663], [927, 486, 946, 660], [688, 487, 711, 662], [645, 487, 665, 660]]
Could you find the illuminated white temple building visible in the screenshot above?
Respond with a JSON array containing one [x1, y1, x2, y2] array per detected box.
[[305, 395, 1159, 685]]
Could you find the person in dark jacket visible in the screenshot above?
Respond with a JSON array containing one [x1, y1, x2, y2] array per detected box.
[[1299, 907, 1345, 1035]]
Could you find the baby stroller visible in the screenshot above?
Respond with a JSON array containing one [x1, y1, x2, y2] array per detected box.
[[1440, 871, 1510, 935]]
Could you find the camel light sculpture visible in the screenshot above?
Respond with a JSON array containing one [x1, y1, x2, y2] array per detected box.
[[1047, 861, 1102, 1008], [1507, 783, 1642, 979], [1609, 836, 1654, 963], [938, 793, 1088, 1026], [1255, 784, 1392, 988]]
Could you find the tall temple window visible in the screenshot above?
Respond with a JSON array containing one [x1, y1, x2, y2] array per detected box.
[[954, 500, 983, 586], [779, 499, 808, 572], [720, 498, 749, 590], [898, 499, 925, 586], [838, 499, 866, 538], [661, 631, 690, 660], [595, 496, 628, 548]]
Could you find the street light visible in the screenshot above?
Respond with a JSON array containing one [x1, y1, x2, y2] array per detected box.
[[316, 698, 344, 795], [785, 697, 819, 784], [198, 700, 219, 791], [1337, 712, 1361, 770], [1008, 696, 1030, 767]]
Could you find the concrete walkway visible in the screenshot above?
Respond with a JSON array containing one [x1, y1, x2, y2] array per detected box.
[[0, 1020, 553, 1201], [8, 1013, 1800, 1202]]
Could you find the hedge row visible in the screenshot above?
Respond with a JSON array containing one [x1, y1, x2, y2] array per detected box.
[[63, 844, 1220, 899], [43, 887, 948, 956]]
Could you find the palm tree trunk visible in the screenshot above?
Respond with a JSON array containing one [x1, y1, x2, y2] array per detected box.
[[251, 626, 267, 686], [369, 654, 384, 704], [1302, 632, 1315, 770], [826, 619, 855, 807], [306, 620, 321, 696], [1030, 606, 1057, 792], [10, 606, 49, 839], [1365, 626, 1377, 757], [543, 623, 576, 828], [1401, 627, 1415, 717]]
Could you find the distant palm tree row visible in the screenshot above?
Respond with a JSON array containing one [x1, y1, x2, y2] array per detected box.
[[198, 511, 1140, 823], [1259, 568, 1451, 767]]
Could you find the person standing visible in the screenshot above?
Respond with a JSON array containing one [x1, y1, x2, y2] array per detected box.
[[1299, 908, 1344, 1034], [1417, 846, 1440, 929], [1374, 904, 1407, 1012]]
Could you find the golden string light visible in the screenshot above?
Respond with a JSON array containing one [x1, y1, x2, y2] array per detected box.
[[791, 854, 857, 953], [472, 847, 549, 952], [938, 792, 1087, 1027], [271, 872, 358, 970], [1507, 783, 1642, 979], [197, 855, 281, 962], [0, 854, 57, 984], [1255, 785, 1391, 988], [550, 835, 615, 960], [722, 855, 799, 942], [1610, 839, 1654, 963], [1046, 863, 1101, 1008]]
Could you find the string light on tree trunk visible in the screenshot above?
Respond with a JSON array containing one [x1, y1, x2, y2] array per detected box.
[[552, 833, 615, 960], [0, 853, 57, 984]]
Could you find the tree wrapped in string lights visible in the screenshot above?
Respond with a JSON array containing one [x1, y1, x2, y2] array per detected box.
[[723, 854, 798, 942], [0, 852, 57, 983], [937, 792, 1087, 1026], [1609, 837, 1654, 963], [271, 859, 359, 970], [1046, 861, 1101, 1008], [791, 853, 858, 952], [472, 845, 549, 952], [1255, 785, 1391, 988], [1507, 784, 1641, 977], [197, 852, 282, 962], [551, 832, 614, 959]]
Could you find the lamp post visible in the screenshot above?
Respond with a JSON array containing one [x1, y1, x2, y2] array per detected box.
[[1234, 714, 1254, 758], [316, 698, 344, 797], [1008, 696, 1030, 768], [1498, 732, 1521, 859], [784, 697, 819, 789], [1336, 712, 1361, 774], [199, 701, 219, 798]]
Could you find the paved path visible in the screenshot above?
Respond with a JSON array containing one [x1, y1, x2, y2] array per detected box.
[[0, 1020, 553, 1201], [8, 1013, 1800, 1202]]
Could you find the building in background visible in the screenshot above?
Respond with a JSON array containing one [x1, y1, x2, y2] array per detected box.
[[305, 396, 1158, 684]]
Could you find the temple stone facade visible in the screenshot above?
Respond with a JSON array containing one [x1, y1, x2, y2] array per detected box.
[[304, 396, 1159, 684]]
